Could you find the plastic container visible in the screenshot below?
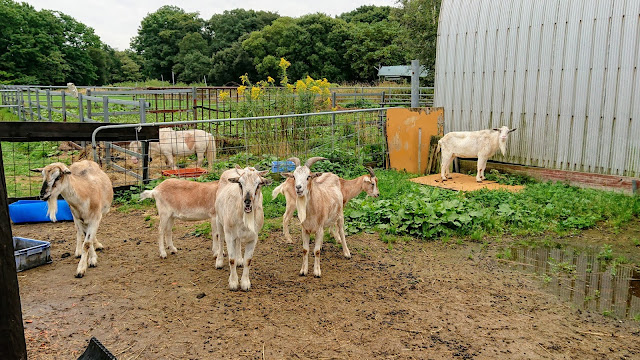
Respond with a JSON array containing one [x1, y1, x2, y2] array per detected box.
[[9, 199, 73, 223], [13, 236, 52, 272], [271, 161, 296, 173], [161, 167, 208, 178]]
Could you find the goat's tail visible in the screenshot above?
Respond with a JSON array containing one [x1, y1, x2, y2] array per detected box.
[[271, 182, 285, 200], [205, 134, 216, 168], [139, 189, 155, 201]]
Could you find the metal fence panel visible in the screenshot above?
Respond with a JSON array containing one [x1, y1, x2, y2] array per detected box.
[[435, 0, 640, 177]]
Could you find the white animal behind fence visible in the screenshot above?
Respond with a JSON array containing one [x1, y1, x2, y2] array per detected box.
[[148, 128, 216, 170], [438, 126, 517, 182], [32, 160, 113, 278]]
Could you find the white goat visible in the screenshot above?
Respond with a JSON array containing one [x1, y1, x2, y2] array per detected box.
[[148, 128, 216, 170], [32, 161, 113, 278], [66, 83, 79, 98], [438, 126, 517, 182], [273, 167, 379, 243], [139, 178, 221, 262], [281, 157, 345, 278], [216, 167, 272, 290]]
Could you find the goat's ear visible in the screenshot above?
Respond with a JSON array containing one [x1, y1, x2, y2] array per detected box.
[[228, 177, 240, 183], [492, 128, 500, 131], [509, 128, 517, 133], [309, 172, 323, 179], [63, 168, 72, 174], [30, 168, 44, 173], [363, 176, 371, 183], [234, 164, 242, 170], [260, 178, 273, 186], [281, 172, 293, 178], [258, 170, 269, 177]]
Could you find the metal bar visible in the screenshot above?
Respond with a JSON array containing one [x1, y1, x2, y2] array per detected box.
[[78, 94, 84, 122], [411, 59, 420, 108], [110, 162, 142, 180], [61, 91, 66, 122], [27, 88, 33, 121], [86, 89, 92, 120], [108, 143, 141, 159], [103, 96, 110, 165], [35, 88, 41, 121], [82, 95, 148, 106], [46, 89, 52, 122]]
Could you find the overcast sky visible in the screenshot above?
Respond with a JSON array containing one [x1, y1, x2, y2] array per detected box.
[[22, 0, 399, 51]]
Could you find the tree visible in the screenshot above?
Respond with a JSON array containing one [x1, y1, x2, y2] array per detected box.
[[339, 5, 392, 23], [209, 36, 256, 85], [131, 5, 204, 81], [392, 0, 441, 85], [207, 9, 279, 53]]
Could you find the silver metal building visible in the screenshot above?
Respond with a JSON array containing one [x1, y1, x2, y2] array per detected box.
[[434, 0, 640, 177]]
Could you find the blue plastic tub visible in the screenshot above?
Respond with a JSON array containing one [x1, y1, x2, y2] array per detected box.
[[271, 160, 296, 173], [9, 199, 73, 223], [13, 236, 52, 272]]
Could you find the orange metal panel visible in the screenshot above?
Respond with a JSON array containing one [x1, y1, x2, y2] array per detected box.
[[387, 107, 443, 174]]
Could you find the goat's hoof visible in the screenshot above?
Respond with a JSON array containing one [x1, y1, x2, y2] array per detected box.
[[169, 247, 178, 254], [240, 281, 251, 291], [160, 253, 167, 259], [75, 272, 84, 278], [229, 283, 239, 291], [89, 263, 97, 268], [476, 180, 482, 183], [299, 271, 307, 277], [314, 273, 321, 278]]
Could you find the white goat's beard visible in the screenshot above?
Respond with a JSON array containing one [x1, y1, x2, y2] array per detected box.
[[296, 195, 308, 223], [243, 210, 256, 233], [499, 141, 507, 156], [46, 196, 58, 222]]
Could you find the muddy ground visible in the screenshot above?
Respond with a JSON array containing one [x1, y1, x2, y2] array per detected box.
[[11, 208, 640, 359]]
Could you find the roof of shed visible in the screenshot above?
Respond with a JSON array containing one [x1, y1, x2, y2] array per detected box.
[[378, 65, 429, 77]]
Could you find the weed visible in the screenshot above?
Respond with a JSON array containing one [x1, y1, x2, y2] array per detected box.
[[602, 310, 614, 318], [597, 244, 614, 262], [190, 222, 211, 238], [496, 248, 513, 260], [542, 274, 552, 284]]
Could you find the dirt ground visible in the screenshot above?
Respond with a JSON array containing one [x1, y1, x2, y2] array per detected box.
[[11, 208, 640, 360]]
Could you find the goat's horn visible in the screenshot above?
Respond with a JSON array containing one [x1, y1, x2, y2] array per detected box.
[[234, 164, 242, 169], [366, 167, 375, 177], [304, 157, 327, 168], [287, 157, 301, 167]]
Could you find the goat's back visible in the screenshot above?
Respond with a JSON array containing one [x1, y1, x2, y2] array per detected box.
[[439, 129, 498, 157], [153, 178, 219, 216], [302, 173, 343, 230], [69, 160, 113, 215]]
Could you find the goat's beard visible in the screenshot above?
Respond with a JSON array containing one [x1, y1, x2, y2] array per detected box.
[[499, 140, 507, 156], [243, 210, 256, 233], [296, 195, 308, 223], [46, 196, 59, 222]]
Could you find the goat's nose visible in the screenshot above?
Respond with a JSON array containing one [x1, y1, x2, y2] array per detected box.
[[244, 198, 251, 204], [296, 185, 301, 189]]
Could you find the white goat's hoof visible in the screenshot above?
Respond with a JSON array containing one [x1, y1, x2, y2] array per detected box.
[[237, 258, 244, 267], [89, 258, 98, 268], [169, 246, 178, 254], [75, 272, 84, 278], [94, 242, 104, 250], [240, 279, 251, 291], [476, 179, 483, 183], [215, 259, 224, 269], [160, 252, 167, 259], [313, 269, 322, 278], [299, 270, 307, 276], [229, 281, 239, 291]]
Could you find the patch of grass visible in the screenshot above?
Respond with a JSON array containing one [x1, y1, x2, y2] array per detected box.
[[496, 247, 513, 260], [190, 222, 211, 238]]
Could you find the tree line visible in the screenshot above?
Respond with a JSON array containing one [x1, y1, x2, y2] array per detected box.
[[0, 0, 440, 86]]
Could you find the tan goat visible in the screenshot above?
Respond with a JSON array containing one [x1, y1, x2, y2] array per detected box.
[[33, 160, 113, 278], [280, 157, 345, 277], [216, 167, 272, 290], [139, 178, 221, 262], [273, 167, 379, 244]]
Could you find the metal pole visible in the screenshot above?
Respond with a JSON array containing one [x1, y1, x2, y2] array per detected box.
[[86, 89, 92, 121], [46, 89, 52, 122], [411, 59, 420, 108], [331, 92, 336, 151], [35, 88, 41, 121], [139, 99, 149, 185], [102, 96, 110, 165], [19, 89, 24, 121], [27, 88, 33, 121], [78, 94, 84, 122], [61, 91, 67, 122], [0, 142, 28, 360], [192, 86, 197, 121]]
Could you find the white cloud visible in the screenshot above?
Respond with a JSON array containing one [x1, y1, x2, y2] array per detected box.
[[22, 0, 399, 51]]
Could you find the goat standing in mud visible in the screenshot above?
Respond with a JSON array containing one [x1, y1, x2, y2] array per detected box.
[[32, 160, 113, 278]]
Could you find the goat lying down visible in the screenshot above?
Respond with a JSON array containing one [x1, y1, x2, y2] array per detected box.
[[33, 160, 113, 278], [139, 178, 221, 262], [273, 167, 379, 244], [281, 157, 345, 277], [438, 126, 517, 182], [216, 167, 272, 290]]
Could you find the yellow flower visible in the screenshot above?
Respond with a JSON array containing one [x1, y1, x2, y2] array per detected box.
[[279, 58, 291, 70], [331, 106, 338, 111], [310, 86, 321, 94], [251, 86, 262, 100], [240, 74, 249, 85], [305, 75, 314, 85], [238, 85, 247, 96], [267, 76, 275, 84], [322, 87, 331, 96], [285, 83, 295, 92], [218, 91, 230, 101], [280, 75, 289, 86], [295, 80, 307, 92], [323, 98, 332, 108]]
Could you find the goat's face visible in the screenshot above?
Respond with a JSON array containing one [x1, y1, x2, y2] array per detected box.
[[32, 163, 71, 201], [493, 126, 517, 141], [363, 176, 379, 198], [283, 166, 322, 198], [228, 167, 272, 213]]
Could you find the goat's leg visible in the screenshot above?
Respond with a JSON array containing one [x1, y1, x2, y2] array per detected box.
[[282, 200, 295, 243], [225, 235, 239, 290], [76, 221, 99, 278], [476, 156, 488, 182], [196, 151, 204, 168], [299, 229, 311, 276], [313, 228, 324, 278], [158, 215, 170, 258], [164, 217, 178, 255], [94, 239, 104, 251], [235, 237, 244, 267], [214, 220, 225, 269], [165, 152, 176, 170], [440, 151, 453, 181], [240, 235, 258, 291], [336, 216, 351, 259], [211, 218, 225, 268], [73, 217, 85, 258]]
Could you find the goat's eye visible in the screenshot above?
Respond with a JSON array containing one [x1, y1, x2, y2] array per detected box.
[[307, 176, 311, 180]]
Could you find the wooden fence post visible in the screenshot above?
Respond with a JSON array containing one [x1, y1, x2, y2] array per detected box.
[[0, 142, 28, 360]]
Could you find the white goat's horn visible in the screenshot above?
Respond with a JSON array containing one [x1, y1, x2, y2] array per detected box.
[[305, 157, 327, 168], [366, 167, 375, 177], [287, 157, 301, 167]]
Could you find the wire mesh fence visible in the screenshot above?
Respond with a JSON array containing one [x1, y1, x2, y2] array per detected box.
[[2, 108, 390, 200]]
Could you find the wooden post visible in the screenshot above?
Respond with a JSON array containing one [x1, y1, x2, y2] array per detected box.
[[0, 142, 28, 360]]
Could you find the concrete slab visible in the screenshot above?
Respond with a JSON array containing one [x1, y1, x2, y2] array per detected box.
[[410, 173, 524, 192]]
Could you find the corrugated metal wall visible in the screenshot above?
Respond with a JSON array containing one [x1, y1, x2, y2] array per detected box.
[[434, 0, 640, 177]]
